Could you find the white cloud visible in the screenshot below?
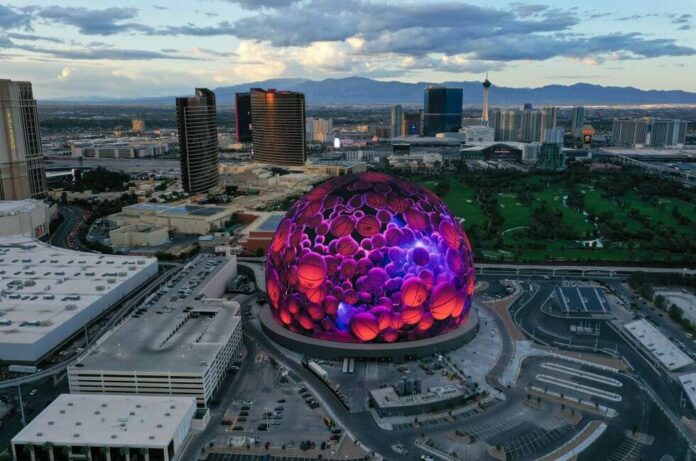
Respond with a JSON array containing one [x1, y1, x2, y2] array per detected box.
[[57, 66, 70, 80]]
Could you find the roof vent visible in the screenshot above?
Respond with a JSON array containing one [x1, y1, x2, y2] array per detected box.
[[73, 433, 80, 438], [111, 435, 117, 439], [36, 432, 43, 437]]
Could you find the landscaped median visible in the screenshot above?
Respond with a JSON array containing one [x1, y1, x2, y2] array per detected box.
[[536, 420, 608, 461]]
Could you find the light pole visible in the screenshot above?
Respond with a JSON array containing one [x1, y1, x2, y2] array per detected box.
[[17, 384, 26, 427]]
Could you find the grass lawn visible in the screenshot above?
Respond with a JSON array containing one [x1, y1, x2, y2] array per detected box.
[[497, 193, 532, 229], [417, 173, 693, 264], [418, 180, 486, 228], [534, 188, 595, 238]]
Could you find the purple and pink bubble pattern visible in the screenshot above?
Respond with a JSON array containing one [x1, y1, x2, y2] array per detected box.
[[265, 172, 475, 344]]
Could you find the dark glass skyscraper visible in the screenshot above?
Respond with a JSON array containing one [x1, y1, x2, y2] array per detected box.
[[423, 86, 463, 136], [235, 92, 252, 142], [250, 88, 306, 167], [176, 88, 219, 194]]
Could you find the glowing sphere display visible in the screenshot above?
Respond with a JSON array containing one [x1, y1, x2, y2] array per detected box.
[[265, 172, 474, 344]]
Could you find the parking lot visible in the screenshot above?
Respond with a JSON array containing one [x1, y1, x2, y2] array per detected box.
[[489, 423, 574, 460], [216, 350, 338, 448], [554, 287, 610, 313]]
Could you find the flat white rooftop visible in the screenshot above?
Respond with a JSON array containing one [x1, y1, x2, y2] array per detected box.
[[0, 235, 157, 360], [0, 199, 44, 216], [624, 319, 693, 371], [12, 394, 195, 448], [679, 373, 696, 412]]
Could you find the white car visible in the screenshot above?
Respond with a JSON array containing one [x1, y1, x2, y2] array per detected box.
[[420, 456, 434, 461], [391, 443, 408, 455]]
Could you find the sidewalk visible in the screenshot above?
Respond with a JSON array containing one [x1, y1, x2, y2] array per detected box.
[[481, 287, 526, 341]]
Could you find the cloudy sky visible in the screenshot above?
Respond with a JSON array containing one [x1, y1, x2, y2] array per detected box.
[[1, 0, 695, 98]]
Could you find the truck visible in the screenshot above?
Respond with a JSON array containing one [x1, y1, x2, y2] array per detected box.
[[307, 360, 329, 381]]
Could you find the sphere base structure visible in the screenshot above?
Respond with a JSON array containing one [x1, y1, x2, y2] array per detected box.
[[260, 305, 479, 363]]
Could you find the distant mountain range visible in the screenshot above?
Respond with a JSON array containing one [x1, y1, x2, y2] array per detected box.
[[41, 76, 696, 106]]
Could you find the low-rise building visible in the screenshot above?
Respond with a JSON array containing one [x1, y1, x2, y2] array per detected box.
[[236, 212, 285, 255], [459, 142, 525, 162], [70, 138, 174, 159], [388, 152, 443, 170], [12, 394, 196, 461], [537, 143, 566, 170], [110, 224, 170, 248], [459, 125, 495, 145], [369, 383, 480, 417], [0, 199, 55, 238], [109, 203, 234, 235], [69, 256, 242, 406], [0, 235, 158, 363], [305, 160, 369, 176]]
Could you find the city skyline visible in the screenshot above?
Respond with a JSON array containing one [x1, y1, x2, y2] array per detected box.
[[0, 0, 695, 98]]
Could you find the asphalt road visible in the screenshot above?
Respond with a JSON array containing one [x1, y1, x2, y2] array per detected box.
[[0, 378, 69, 452], [179, 338, 257, 461], [511, 282, 693, 458], [49, 206, 88, 250]]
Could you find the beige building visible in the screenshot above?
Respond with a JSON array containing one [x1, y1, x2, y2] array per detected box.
[[12, 394, 196, 461], [0, 199, 54, 238], [132, 117, 145, 132], [109, 203, 234, 235], [305, 161, 368, 177], [110, 224, 170, 247], [0, 79, 47, 200]]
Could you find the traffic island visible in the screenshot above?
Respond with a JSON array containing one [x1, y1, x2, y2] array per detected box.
[[487, 444, 507, 461]]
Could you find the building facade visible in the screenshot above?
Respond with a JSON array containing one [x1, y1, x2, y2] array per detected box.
[[176, 88, 220, 194], [460, 125, 495, 145], [647, 118, 688, 147], [538, 143, 566, 170], [250, 88, 306, 166], [571, 106, 585, 137], [401, 111, 422, 136], [491, 110, 519, 142], [69, 257, 243, 407], [306, 117, 333, 143], [0, 199, 53, 238], [390, 104, 402, 138], [234, 92, 252, 142], [612, 119, 649, 147], [0, 79, 47, 200], [423, 86, 463, 136], [12, 394, 196, 461], [131, 118, 145, 133], [544, 127, 565, 145], [519, 109, 542, 142]]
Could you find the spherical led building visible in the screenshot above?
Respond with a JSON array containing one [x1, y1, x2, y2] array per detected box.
[[264, 172, 475, 353]]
